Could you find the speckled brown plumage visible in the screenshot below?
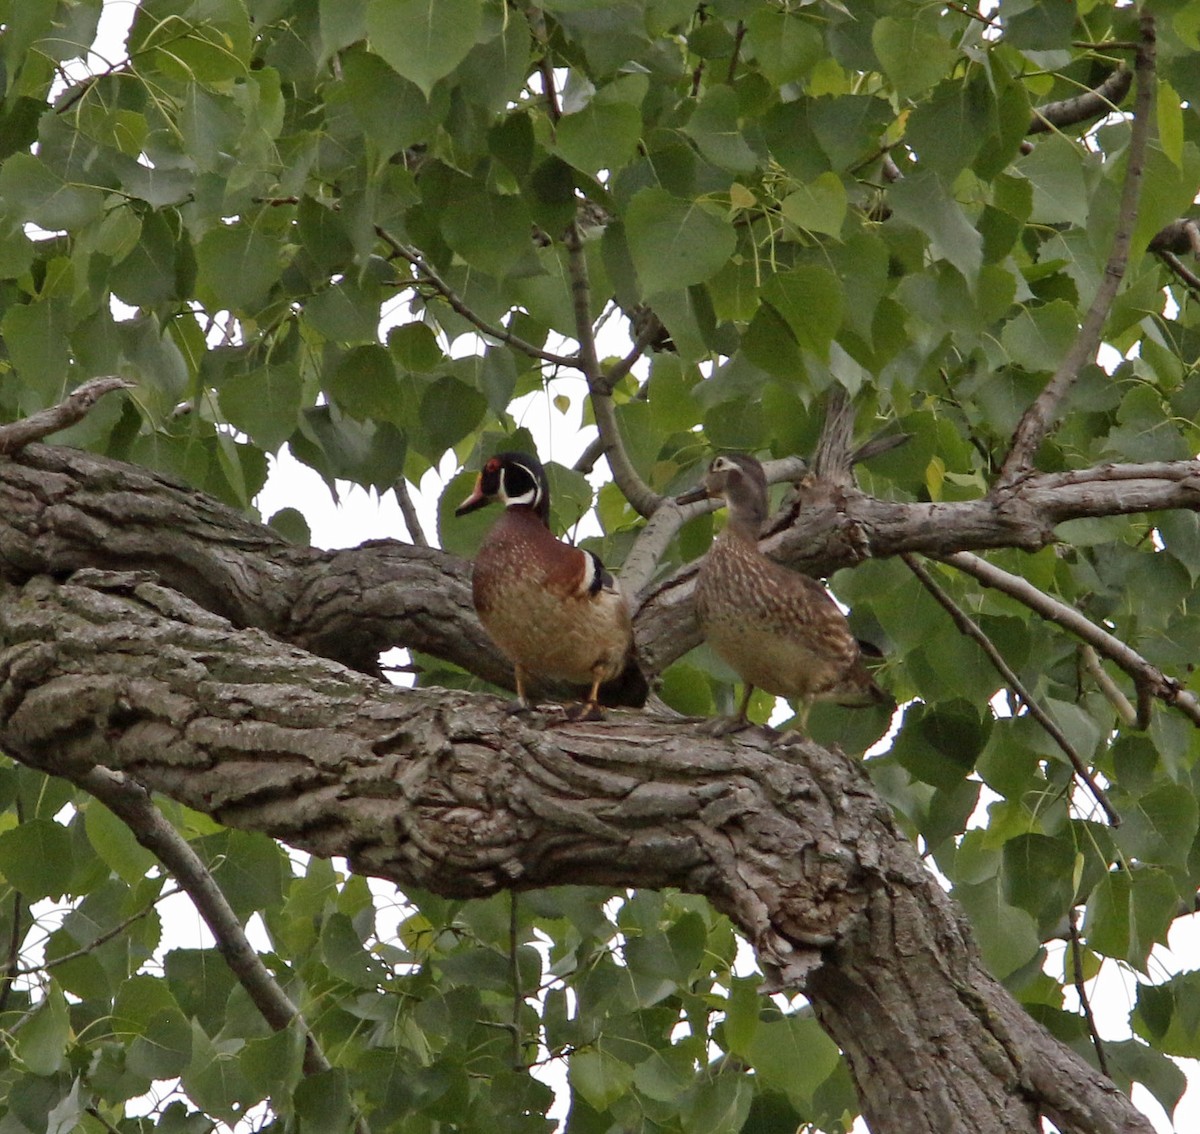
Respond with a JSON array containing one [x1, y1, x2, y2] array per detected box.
[[456, 452, 640, 719], [681, 453, 888, 732]]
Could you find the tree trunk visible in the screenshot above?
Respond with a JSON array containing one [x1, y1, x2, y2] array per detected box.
[[0, 564, 1152, 1134]]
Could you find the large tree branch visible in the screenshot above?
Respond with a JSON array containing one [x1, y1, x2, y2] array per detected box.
[[4, 444, 1200, 691], [0, 571, 1153, 1134]]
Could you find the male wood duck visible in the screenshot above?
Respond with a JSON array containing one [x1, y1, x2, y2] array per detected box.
[[456, 451, 643, 720], [678, 453, 889, 734]]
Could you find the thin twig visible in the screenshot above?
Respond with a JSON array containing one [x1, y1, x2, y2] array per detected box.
[[726, 21, 746, 84], [943, 550, 1200, 729], [509, 892, 523, 1070], [0, 797, 25, 1017], [1155, 249, 1200, 294], [1068, 907, 1111, 1078], [13, 882, 181, 977], [565, 224, 663, 517], [1079, 644, 1137, 727], [903, 554, 1120, 826], [997, 14, 1156, 486], [76, 765, 372, 1134], [0, 377, 134, 456], [392, 478, 429, 547], [1028, 67, 1132, 134], [374, 226, 576, 369]]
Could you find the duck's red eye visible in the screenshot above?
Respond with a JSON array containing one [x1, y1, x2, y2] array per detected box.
[[485, 457, 502, 473]]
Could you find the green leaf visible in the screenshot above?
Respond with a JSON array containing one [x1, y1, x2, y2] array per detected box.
[[182, 1019, 259, 1124], [441, 184, 535, 278], [218, 363, 303, 452], [16, 983, 70, 1076], [745, 8, 823, 87], [1, 300, 72, 402], [556, 100, 642, 176], [320, 912, 390, 987], [780, 173, 847, 237], [569, 1049, 635, 1111], [390, 322, 445, 372], [366, 0, 482, 96], [684, 86, 759, 173], [951, 877, 1041, 978], [115, 977, 193, 1080], [84, 802, 158, 885], [1084, 866, 1178, 970], [872, 15, 957, 101], [745, 1014, 841, 1111], [1106, 1039, 1187, 1121], [417, 374, 488, 459], [625, 188, 737, 297], [1115, 784, 1200, 870], [0, 151, 105, 230], [892, 700, 989, 789], [341, 48, 440, 155], [295, 1068, 355, 1130], [328, 344, 401, 422], [1001, 301, 1079, 372], [889, 172, 983, 285], [295, 407, 408, 492], [1003, 2, 1076, 51], [1001, 833, 1078, 930], [1016, 135, 1092, 226], [0, 818, 74, 901], [195, 224, 280, 314], [761, 265, 844, 360]]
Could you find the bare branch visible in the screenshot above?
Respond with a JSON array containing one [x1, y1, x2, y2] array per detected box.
[[374, 226, 576, 369], [942, 550, 1200, 728], [0, 377, 133, 455], [903, 554, 1119, 826], [1068, 908, 1111, 1079], [997, 15, 1156, 487], [75, 765, 371, 1134], [1155, 246, 1200, 295], [1079, 644, 1138, 727], [392, 477, 429, 548], [1028, 66, 1132, 134], [565, 224, 664, 518]]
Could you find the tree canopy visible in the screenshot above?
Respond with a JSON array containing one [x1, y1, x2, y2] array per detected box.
[[2, 1, 1200, 1132]]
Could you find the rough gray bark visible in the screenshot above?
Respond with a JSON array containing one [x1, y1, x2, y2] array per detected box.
[[3, 443, 1199, 686], [0, 568, 1151, 1134]]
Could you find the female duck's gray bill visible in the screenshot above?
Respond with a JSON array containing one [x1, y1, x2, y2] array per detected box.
[[675, 485, 712, 506]]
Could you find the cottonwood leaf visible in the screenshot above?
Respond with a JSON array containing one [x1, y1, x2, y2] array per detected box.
[[626, 188, 736, 297], [366, 0, 482, 96]]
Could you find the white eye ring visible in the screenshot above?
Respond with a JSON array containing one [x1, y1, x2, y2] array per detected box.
[[711, 456, 734, 472]]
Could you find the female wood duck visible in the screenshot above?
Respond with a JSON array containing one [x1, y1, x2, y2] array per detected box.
[[678, 453, 889, 734], [455, 451, 641, 720]]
